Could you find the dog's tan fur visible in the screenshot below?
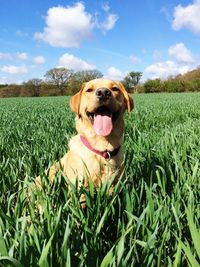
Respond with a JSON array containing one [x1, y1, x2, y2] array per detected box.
[[35, 78, 133, 190]]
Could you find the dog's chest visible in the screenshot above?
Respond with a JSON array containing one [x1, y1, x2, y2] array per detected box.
[[66, 135, 123, 186], [84, 153, 122, 186]]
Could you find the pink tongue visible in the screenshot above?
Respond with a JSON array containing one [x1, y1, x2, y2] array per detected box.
[[93, 114, 113, 136]]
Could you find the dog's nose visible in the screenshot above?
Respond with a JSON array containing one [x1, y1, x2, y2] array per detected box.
[[96, 88, 112, 100]]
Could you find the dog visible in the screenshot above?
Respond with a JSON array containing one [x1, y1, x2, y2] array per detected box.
[[34, 78, 133, 196]]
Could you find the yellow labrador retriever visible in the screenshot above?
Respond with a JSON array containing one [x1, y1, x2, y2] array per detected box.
[[35, 78, 133, 192]]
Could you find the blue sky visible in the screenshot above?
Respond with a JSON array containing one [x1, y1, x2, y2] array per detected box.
[[0, 0, 200, 84]]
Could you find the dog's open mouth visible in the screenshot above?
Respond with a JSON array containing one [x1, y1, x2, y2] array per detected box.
[[86, 106, 119, 137]]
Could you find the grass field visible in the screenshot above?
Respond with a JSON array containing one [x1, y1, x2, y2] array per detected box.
[[0, 93, 200, 267]]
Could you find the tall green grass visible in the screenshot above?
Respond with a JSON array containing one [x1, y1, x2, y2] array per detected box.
[[0, 93, 200, 266]]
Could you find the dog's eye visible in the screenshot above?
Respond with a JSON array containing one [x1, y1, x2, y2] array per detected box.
[[112, 86, 120, 92], [86, 88, 93, 93]]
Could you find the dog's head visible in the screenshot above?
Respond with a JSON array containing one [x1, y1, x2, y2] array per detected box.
[[70, 78, 133, 137]]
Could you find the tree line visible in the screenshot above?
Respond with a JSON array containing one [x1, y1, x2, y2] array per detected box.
[[0, 67, 200, 97], [0, 69, 103, 98]]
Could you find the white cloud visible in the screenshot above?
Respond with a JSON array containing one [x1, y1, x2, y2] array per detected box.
[[105, 67, 124, 81], [58, 53, 96, 71], [1, 65, 28, 74], [102, 3, 110, 12], [172, 0, 200, 35], [0, 52, 12, 60], [130, 55, 140, 65], [145, 42, 197, 79], [34, 2, 94, 48], [145, 60, 193, 79], [33, 56, 45, 65], [99, 13, 118, 33], [96, 3, 119, 34], [17, 52, 28, 60], [168, 43, 195, 63]]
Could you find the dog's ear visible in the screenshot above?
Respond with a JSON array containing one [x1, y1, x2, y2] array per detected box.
[[70, 83, 85, 115], [117, 82, 134, 112]]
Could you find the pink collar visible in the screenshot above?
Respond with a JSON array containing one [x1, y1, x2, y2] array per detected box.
[[80, 135, 120, 159]]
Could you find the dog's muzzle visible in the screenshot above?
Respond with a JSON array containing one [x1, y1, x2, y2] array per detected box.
[[96, 88, 112, 102]]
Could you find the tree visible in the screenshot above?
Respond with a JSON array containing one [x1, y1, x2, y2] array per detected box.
[[143, 78, 162, 93], [68, 70, 103, 94], [23, 78, 42, 96], [74, 70, 103, 83], [44, 67, 73, 95], [122, 71, 142, 92]]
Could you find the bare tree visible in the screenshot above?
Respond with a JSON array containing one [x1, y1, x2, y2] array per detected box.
[[73, 70, 103, 83], [45, 67, 73, 95], [68, 70, 103, 94], [23, 78, 42, 96]]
